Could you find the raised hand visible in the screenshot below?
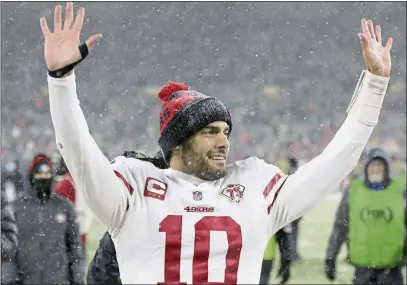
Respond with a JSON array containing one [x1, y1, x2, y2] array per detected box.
[[359, 19, 393, 78], [40, 2, 102, 71]]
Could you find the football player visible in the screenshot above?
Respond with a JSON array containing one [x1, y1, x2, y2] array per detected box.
[[41, 3, 393, 283]]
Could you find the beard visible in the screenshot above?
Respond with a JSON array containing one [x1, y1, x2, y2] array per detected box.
[[181, 140, 228, 181]]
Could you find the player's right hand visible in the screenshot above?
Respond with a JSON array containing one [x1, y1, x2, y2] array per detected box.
[[358, 19, 392, 78], [39, 2, 102, 71]]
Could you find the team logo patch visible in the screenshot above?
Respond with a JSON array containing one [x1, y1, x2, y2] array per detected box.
[[193, 191, 203, 201], [220, 184, 245, 203], [55, 213, 67, 223]]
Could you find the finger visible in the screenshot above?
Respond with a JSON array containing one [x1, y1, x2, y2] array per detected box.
[[361, 19, 371, 41], [40, 17, 51, 37], [85, 33, 103, 50], [358, 33, 369, 50], [64, 2, 74, 30], [385, 37, 393, 51], [375, 25, 382, 44], [54, 5, 62, 32], [72, 7, 86, 34], [367, 20, 375, 39]]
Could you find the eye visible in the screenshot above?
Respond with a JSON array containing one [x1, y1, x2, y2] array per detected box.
[[201, 129, 212, 135]]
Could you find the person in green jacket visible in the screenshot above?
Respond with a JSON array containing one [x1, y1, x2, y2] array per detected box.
[[260, 225, 292, 284], [325, 147, 406, 285]]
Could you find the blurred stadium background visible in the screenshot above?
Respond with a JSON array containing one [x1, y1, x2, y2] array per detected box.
[[2, 1, 406, 284]]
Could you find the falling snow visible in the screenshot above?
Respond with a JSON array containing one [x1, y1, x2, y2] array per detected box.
[[1, 2, 406, 282]]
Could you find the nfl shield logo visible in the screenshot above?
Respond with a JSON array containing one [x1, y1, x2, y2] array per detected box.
[[193, 191, 203, 201]]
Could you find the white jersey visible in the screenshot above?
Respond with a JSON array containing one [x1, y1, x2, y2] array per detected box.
[[47, 70, 388, 284], [111, 156, 284, 284]]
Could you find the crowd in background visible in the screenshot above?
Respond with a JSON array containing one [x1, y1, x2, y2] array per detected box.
[[2, 2, 406, 174]]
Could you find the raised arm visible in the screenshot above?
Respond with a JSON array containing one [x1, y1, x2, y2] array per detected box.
[[41, 2, 130, 233], [267, 19, 393, 233]]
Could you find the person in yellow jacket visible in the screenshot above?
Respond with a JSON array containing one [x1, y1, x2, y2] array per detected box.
[[260, 225, 292, 284]]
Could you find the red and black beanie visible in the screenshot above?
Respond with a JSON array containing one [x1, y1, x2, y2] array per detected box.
[[158, 82, 232, 163], [28, 153, 53, 185]]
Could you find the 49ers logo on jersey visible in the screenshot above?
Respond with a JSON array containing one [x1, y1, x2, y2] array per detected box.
[[220, 184, 245, 203], [144, 177, 168, 200]]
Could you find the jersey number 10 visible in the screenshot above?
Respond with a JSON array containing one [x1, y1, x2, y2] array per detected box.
[[158, 215, 242, 285]]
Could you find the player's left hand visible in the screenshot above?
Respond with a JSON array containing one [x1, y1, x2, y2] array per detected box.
[[359, 19, 393, 78]]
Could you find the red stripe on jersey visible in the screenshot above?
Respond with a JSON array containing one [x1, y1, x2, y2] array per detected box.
[[263, 173, 282, 199], [267, 176, 288, 214], [114, 170, 134, 195]]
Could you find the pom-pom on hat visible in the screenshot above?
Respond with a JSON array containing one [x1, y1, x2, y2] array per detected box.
[[158, 81, 232, 163]]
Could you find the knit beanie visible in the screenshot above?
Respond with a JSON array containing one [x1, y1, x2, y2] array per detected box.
[[158, 82, 232, 163]]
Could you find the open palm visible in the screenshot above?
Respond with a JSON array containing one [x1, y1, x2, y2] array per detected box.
[[40, 2, 102, 71], [359, 19, 393, 77]]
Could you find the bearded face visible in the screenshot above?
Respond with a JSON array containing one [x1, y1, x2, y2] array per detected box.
[[178, 121, 230, 181]]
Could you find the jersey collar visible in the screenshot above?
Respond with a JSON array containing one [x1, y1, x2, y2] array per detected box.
[[165, 168, 207, 186]]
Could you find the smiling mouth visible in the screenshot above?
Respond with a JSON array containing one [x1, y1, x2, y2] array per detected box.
[[209, 155, 226, 162]]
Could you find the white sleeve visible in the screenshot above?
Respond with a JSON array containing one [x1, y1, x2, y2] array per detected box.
[[48, 72, 132, 234], [263, 70, 389, 236]]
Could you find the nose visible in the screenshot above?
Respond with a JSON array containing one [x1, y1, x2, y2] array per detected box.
[[216, 133, 230, 150]]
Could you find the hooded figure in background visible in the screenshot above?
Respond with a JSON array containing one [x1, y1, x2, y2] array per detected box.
[[13, 153, 84, 284], [86, 150, 167, 285], [325, 147, 406, 285]]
